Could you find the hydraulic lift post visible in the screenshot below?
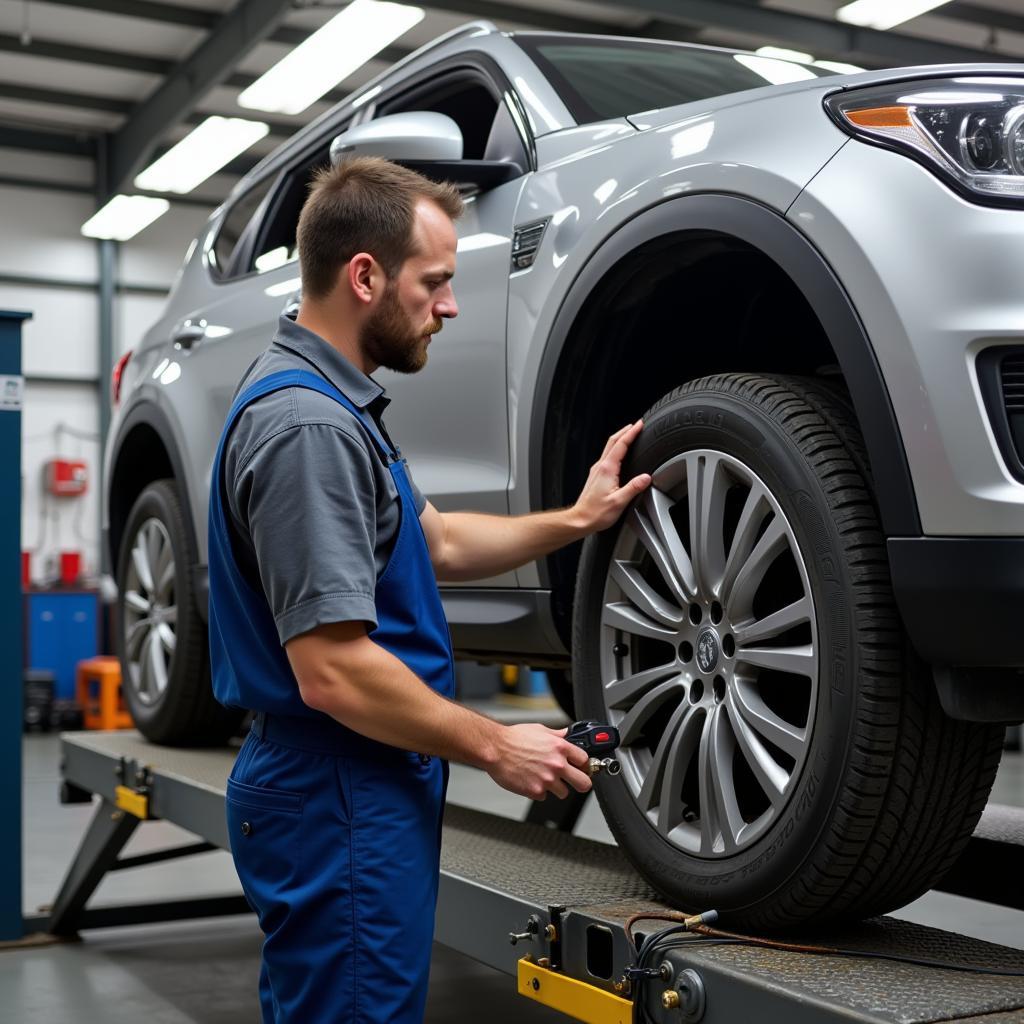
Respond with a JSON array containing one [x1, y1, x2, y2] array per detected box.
[[0, 310, 30, 942]]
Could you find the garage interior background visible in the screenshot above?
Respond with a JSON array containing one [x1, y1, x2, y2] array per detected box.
[[4, 0, 1024, 586]]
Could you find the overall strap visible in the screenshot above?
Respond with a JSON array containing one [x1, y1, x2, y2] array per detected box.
[[229, 368, 396, 462]]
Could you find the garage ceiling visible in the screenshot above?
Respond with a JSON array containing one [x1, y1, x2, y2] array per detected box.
[[2, 0, 1024, 210]]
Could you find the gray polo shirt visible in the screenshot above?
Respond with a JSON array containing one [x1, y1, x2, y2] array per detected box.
[[224, 313, 426, 644]]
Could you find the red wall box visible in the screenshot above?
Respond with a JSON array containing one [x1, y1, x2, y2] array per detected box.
[[46, 459, 88, 496]]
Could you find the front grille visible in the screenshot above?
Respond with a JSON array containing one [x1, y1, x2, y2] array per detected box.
[[1002, 353, 1024, 458], [978, 346, 1024, 482]]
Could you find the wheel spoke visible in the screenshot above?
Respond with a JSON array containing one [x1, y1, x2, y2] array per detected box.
[[124, 590, 150, 615], [146, 522, 163, 589], [161, 603, 177, 625], [692, 453, 728, 597], [138, 633, 154, 700], [610, 560, 684, 628], [154, 535, 173, 599], [605, 662, 682, 710], [656, 706, 703, 835], [617, 678, 686, 746], [729, 680, 806, 760], [126, 619, 149, 661], [636, 700, 694, 813], [736, 644, 816, 678], [155, 558, 175, 605], [706, 707, 744, 852], [156, 622, 176, 656], [726, 692, 789, 800], [719, 484, 770, 605], [603, 602, 678, 642], [733, 598, 811, 647], [698, 707, 739, 854], [131, 538, 155, 595], [726, 516, 787, 619], [148, 628, 169, 695], [628, 489, 696, 603]]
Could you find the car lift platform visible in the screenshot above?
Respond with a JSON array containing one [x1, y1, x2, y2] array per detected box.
[[32, 730, 1024, 1024]]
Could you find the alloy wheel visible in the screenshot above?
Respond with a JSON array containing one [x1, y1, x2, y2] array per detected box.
[[599, 450, 818, 857], [122, 517, 178, 706]]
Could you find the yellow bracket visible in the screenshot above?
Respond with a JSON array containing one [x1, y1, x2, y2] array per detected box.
[[114, 785, 149, 819], [517, 958, 632, 1024]]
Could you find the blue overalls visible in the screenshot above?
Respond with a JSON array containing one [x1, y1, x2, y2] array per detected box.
[[208, 368, 455, 1024]]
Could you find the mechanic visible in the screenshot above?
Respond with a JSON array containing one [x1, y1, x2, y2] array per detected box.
[[207, 156, 652, 1024]]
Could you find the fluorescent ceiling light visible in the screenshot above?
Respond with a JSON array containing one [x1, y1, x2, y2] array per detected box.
[[81, 195, 169, 241], [836, 0, 951, 31], [135, 116, 269, 194], [239, 0, 424, 116], [813, 60, 867, 74], [755, 46, 813, 64], [734, 54, 818, 85]]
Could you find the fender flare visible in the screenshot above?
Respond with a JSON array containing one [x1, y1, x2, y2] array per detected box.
[[528, 193, 920, 551], [106, 398, 206, 616]]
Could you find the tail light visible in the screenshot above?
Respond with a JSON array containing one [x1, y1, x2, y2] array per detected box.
[[112, 350, 132, 407]]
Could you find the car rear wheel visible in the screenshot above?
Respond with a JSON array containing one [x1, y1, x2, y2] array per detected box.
[[573, 374, 1003, 929], [117, 479, 242, 746]]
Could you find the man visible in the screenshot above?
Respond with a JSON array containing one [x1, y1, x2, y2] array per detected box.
[[208, 156, 651, 1023]]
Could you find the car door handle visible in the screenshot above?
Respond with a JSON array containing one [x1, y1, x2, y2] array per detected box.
[[172, 323, 206, 349]]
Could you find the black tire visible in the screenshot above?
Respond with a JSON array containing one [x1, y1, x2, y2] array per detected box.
[[116, 479, 242, 746], [573, 374, 1003, 929]]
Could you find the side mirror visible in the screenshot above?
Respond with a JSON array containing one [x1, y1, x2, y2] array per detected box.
[[330, 112, 463, 165], [330, 111, 524, 196]]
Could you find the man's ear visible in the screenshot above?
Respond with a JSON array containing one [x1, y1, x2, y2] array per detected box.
[[346, 252, 376, 305]]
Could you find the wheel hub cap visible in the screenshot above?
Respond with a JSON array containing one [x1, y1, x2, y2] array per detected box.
[[695, 628, 720, 674]]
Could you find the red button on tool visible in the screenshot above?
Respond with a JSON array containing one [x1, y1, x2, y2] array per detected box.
[[595, 732, 610, 742]]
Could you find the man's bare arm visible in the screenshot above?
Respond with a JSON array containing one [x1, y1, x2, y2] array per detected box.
[[285, 621, 591, 800]]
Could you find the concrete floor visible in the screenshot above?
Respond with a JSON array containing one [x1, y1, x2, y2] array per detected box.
[[3, 711, 1024, 1023]]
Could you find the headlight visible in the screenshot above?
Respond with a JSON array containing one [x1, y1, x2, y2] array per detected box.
[[825, 77, 1024, 205]]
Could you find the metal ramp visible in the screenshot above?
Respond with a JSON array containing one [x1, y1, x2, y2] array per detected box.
[[32, 731, 1024, 1023]]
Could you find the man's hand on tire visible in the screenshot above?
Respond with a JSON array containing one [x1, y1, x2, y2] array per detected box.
[[572, 421, 652, 533], [487, 724, 593, 800]]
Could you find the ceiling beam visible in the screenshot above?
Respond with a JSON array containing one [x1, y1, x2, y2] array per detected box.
[[0, 32, 168, 74], [101, 0, 294, 200], [941, 2, 1024, 37], [39, 0, 216, 28], [0, 124, 96, 156]]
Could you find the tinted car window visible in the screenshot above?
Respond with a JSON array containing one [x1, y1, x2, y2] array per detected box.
[[212, 175, 275, 277], [250, 153, 330, 274], [515, 36, 833, 124]]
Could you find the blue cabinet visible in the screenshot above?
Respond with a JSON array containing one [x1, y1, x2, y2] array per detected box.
[[25, 591, 100, 700]]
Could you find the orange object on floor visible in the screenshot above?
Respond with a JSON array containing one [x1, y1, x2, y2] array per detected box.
[[76, 656, 133, 731]]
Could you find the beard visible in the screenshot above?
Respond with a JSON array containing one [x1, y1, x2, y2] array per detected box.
[[360, 282, 442, 374]]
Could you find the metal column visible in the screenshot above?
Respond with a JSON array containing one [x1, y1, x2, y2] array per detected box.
[[0, 309, 30, 940]]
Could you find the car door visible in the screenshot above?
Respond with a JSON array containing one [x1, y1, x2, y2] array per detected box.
[[365, 65, 532, 589]]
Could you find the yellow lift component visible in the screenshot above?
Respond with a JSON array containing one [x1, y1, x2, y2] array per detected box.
[[517, 958, 632, 1024], [114, 784, 149, 819]]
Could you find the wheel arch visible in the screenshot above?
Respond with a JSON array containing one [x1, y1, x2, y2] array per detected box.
[[107, 401, 203, 615], [528, 193, 920, 643]]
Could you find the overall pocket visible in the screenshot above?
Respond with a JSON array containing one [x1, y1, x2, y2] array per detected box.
[[226, 777, 306, 921]]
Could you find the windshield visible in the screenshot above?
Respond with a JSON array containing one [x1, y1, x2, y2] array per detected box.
[[515, 35, 834, 125]]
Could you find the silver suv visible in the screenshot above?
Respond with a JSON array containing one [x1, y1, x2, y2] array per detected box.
[[104, 24, 1024, 929]]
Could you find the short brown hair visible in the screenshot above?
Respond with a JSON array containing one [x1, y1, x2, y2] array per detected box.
[[296, 156, 463, 299]]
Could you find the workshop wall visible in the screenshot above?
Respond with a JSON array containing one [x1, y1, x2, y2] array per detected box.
[[1, 153, 211, 584]]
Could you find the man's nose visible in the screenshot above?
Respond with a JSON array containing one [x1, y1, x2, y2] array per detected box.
[[435, 285, 458, 319]]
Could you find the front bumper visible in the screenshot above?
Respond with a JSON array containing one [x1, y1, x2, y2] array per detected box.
[[889, 537, 1024, 668]]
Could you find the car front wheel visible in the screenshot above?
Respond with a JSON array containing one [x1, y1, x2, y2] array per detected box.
[[573, 374, 1003, 929]]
